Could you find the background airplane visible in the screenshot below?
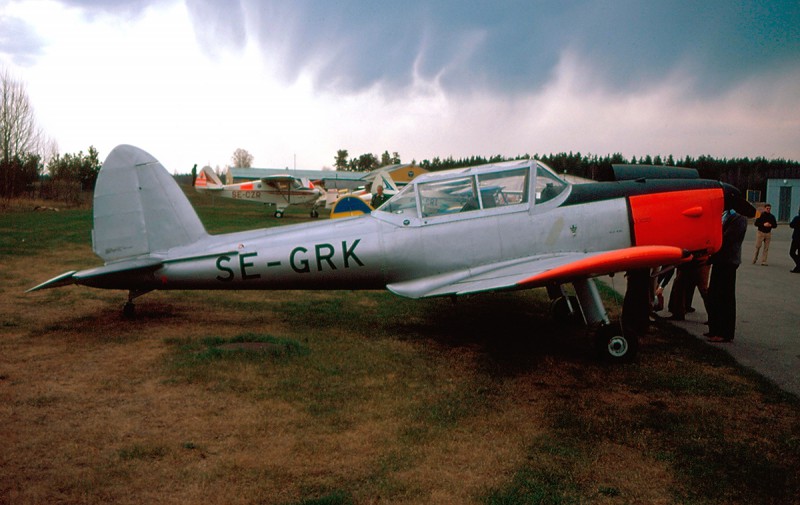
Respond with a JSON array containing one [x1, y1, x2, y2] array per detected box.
[[194, 166, 324, 217], [226, 164, 418, 216], [29, 145, 754, 362]]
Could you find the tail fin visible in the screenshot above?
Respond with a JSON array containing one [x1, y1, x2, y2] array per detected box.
[[92, 145, 208, 262], [195, 165, 223, 188]]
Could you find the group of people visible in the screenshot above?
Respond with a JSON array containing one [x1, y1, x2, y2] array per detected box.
[[624, 203, 800, 344]]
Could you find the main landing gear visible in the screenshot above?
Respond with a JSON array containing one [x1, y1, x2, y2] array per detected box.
[[548, 279, 638, 362], [274, 209, 319, 218]]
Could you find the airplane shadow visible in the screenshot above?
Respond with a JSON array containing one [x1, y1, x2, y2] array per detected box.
[[394, 292, 594, 377], [31, 290, 594, 377]]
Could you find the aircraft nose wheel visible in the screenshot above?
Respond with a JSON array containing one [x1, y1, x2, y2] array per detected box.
[[594, 322, 637, 362], [274, 210, 284, 218], [310, 209, 319, 218]]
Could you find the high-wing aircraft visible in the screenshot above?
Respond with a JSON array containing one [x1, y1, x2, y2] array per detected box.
[[194, 166, 324, 218], [28, 145, 755, 361]]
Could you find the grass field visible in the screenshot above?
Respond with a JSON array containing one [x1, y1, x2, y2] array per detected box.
[[1, 190, 799, 504]]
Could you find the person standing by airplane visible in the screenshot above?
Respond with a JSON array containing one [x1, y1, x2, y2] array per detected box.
[[752, 203, 777, 265], [371, 185, 390, 209], [706, 209, 748, 343], [790, 206, 800, 273]]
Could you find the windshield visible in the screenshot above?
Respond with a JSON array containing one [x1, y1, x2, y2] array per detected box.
[[377, 163, 534, 218], [534, 164, 567, 203], [379, 183, 417, 214]]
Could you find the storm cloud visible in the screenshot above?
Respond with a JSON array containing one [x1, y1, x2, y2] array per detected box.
[[6, 0, 799, 96], [181, 0, 800, 96]]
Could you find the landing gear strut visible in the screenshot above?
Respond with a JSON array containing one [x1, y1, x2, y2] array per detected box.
[[122, 289, 152, 319], [548, 283, 582, 323], [548, 279, 638, 362]]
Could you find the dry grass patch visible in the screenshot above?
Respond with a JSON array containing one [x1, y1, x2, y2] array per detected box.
[[3, 202, 799, 505]]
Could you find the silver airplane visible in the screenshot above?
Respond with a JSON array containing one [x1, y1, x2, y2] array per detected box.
[[28, 145, 754, 361]]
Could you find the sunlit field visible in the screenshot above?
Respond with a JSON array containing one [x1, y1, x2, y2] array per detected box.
[[1, 189, 798, 505]]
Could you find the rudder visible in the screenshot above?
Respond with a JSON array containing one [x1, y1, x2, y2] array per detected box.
[[93, 145, 208, 262]]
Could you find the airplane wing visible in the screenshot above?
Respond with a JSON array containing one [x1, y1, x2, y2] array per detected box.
[[262, 174, 316, 188], [262, 174, 296, 183], [386, 245, 688, 299]]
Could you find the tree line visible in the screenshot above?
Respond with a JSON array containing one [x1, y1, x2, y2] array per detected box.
[[338, 149, 800, 197]]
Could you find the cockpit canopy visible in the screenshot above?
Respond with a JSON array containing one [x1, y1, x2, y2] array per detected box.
[[376, 160, 567, 218]]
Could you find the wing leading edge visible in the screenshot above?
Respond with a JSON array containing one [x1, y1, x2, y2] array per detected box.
[[386, 245, 689, 299]]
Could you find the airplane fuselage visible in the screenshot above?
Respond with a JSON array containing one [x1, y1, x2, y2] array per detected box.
[[81, 178, 723, 295]]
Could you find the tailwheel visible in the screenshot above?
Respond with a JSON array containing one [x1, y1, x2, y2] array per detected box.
[[122, 301, 136, 319], [594, 322, 638, 363], [121, 289, 151, 320]]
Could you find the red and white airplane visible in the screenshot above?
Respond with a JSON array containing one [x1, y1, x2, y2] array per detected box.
[[194, 166, 324, 218], [29, 145, 755, 361]]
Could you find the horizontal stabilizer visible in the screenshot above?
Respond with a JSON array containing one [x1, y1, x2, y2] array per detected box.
[[26, 270, 79, 292], [72, 258, 164, 281], [27, 258, 164, 293]]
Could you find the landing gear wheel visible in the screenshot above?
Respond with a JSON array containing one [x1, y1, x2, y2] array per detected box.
[[274, 210, 284, 218], [594, 322, 637, 363], [310, 209, 319, 218], [122, 301, 136, 319], [551, 295, 580, 323]]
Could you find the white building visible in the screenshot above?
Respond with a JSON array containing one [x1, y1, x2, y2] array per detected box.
[[765, 179, 800, 221]]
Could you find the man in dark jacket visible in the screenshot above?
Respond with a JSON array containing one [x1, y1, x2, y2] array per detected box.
[[706, 209, 748, 343], [752, 203, 778, 265], [790, 206, 800, 273]]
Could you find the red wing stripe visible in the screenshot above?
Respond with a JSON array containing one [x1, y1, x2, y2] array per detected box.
[[517, 246, 688, 287]]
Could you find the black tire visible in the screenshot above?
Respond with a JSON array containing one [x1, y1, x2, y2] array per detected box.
[[274, 211, 284, 218], [122, 302, 136, 320], [594, 322, 638, 362]]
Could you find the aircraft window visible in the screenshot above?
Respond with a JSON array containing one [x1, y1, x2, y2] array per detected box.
[[477, 168, 529, 207], [380, 183, 418, 215], [534, 165, 566, 203], [419, 176, 477, 217]]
